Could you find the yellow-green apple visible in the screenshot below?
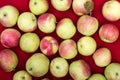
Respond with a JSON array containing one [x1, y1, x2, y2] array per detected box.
[[77, 15, 99, 36], [26, 53, 50, 77], [29, 0, 49, 15], [59, 39, 77, 59], [72, 0, 94, 16], [51, 0, 72, 11], [0, 49, 18, 72], [38, 13, 56, 33], [77, 36, 97, 56], [13, 70, 32, 80], [40, 36, 58, 56], [50, 57, 69, 77], [56, 18, 76, 39], [93, 47, 111, 67], [0, 5, 19, 27], [0, 28, 21, 48], [88, 73, 106, 80], [69, 60, 91, 80], [104, 63, 120, 80], [20, 33, 40, 53], [99, 24, 119, 43], [17, 12, 37, 32], [102, 0, 120, 21]]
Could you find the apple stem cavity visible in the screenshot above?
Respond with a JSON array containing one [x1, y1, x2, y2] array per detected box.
[[22, 76, 25, 80], [84, 1, 94, 13], [29, 67, 33, 71]]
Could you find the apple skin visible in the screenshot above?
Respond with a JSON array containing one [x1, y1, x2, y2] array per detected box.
[[59, 39, 77, 59], [0, 49, 18, 72], [38, 13, 56, 33], [77, 36, 97, 56], [13, 70, 32, 80], [40, 36, 59, 56], [99, 24, 119, 43], [51, 0, 72, 11], [20, 33, 40, 53], [29, 0, 49, 15], [17, 12, 37, 32], [77, 15, 99, 36], [93, 47, 111, 67], [72, 0, 94, 16], [69, 60, 91, 80], [56, 18, 76, 39], [41, 78, 51, 80], [50, 57, 69, 78], [88, 73, 106, 80], [0, 5, 19, 27], [102, 0, 120, 21], [0, 28, 21, 48]]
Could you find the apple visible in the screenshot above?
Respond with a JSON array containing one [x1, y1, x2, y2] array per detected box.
[[0, 5, 19, 27], [56, 18, 76, 39], [77, 15, 99, 36], [40, 36, 59, 56], [59, 39, 77, 59], [72, 0, 94, 16], [41, 78, 51, 80], [77, 36, 97, 56], [17, 12, 37, 32], [104, 63, 120, 80], [99, 24, 119, 43], [20, 33, 40, 53], [51, 0, 72, 11], [38, 13, 56, 33], [50, 57, 69, 77], [0, 28, 21, 48], [69, 60, 91, 80], [0, 49, 18, 72], [26, 53, 50, 77], [29, 0, 49, 15], [88, 73, 106, 80], [13, 70, 32, 80], [102, 0, 120, 21]]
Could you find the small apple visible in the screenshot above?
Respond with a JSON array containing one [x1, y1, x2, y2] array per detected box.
[[88, 73, 106, 80], [50, 57, 69, 77], [59, 39, 77, 59], [26, 53, 50, 77], [77, 15, 99, 36], [0, 49, 18, 72], [99, 24, 119, 43], [29, 0, 49, 15], [17, 12, 37, 32], [41, 78, 51, 80], [20, 33, 40, 53], [0, 5, 19, 27], [38, 13, 56, 33], [40, 36, 59, 56], [56, 18, 76, 39], [69, 60, 91, 80]]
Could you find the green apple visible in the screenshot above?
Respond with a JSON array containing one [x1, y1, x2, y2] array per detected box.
[[88, 73, 106, 80]]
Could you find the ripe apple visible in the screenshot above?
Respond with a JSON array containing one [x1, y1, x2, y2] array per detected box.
[[69, 60, 91, 80], [29, 0, 49, 15], [50, 57, 69, 77], [0, 28, 21, 48], [72, 0, 94, 16], [41, 78, 51, 80], [51, 0, 72, 11], [26, 53, 50, 77], [17, 12, 37, 32], [38, 13, 56, 33], [59, 39, 77, 59], [0, 5, 19, 27], [13, 70, 32, 80], [77, 36, 97, 56], [88, 73, 106, 80], [102, 0, 120, 21], [40, 36, 59, 56], [99, 24, 119, 43], [56, 18, 76, 39], [20, 33, 40, 53], [0, 49, 18, 72], [77, 15, 99, 36]]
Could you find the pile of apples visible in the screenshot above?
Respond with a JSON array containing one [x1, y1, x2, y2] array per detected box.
[[0, 0, 120, 80]]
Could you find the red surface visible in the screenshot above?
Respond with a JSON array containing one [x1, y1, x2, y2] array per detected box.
[[0, 0, 120, 80]]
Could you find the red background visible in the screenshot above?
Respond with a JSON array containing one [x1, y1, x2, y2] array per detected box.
[[0, 0, 120, 80]]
